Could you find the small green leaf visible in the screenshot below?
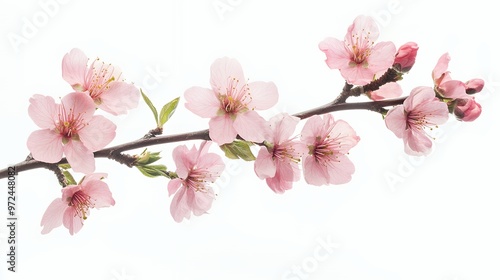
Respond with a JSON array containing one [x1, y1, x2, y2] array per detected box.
[[159, 97, 180, 127], [62, 170, 77, 185], [58, 163, 72, 170], [220, 140, 256, 161], [136, 164, 168, 178], [141, 89, 159, 126]]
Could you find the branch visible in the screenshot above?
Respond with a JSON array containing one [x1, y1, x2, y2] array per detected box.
[[0, 96, 407, 179]]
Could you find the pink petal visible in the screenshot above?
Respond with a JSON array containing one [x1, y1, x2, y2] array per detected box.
[[63, 207, 84, 235], [40, 198, 67, 234], [172, 145, 191, 179], [432, 53, 450, 81], [325, 154, 355, 185], [28, 94, 57, 129], [303, 156, 329, 186], [170, 186, 190, 222], [64, 140, 95, 174], [369, 82, 403, 101], [384, 105, 406, 138], [78, 115, 117, 151], [233, 110, 269, 143], [318, 37, 350, 70], [208, 115, 238, 145], [61, 92, 95, 122], [197, 153, 225, 178], [404, 128, 432, 156], [168, 179, 183, 197], [301, 115, 323, 144], [184, 86, 221, 118], [330, 119, 360, 153], [61, 185, 81, 202], [62, 48, 89, 91], [98, 81, 140, 115], [439, 80, 467, 99], [27, 129, 63, 163], [254, 147, 276, 179], [366, 41, 397, 74], [404, 86, 435, 111], [246, 81, 279, 110], [269, 113, 299, 144], [347, 15, 380, 44], [81, 173, 107, 185], [191, 188, 215, 216], [82, 179, 115, 208], [210, 57, 245, 91]]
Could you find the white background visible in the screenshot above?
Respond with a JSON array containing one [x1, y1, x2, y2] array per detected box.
[[1, 1, 499, 279]]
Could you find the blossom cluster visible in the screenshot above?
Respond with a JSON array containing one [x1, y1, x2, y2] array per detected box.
[[26, 15, 485, 235]]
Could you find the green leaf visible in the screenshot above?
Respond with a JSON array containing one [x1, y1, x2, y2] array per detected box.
[[62, 170, 77, 185], [220, 140, 256, 161], [159, 97, 180, 127], [136, 164, 168, 178], [58, 163, 72, 170], [141, 89, 159, 126]]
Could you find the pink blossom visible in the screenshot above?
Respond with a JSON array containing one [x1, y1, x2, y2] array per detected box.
[[254, 113, 307, 193], [393, 42, 419, 72], [385, 86, 449, 156], [40, 173, 115, 235], [454, 97, 482, 122], [168, 141, 225, 222], [319, 15, 396, 85], [27, 92, 116, 174], [300, 114, 360, 186], [368, 82, 403, 101], [62, 48, 140, 115], [185, 57, 278, 145], [432, 53, 468, 99]]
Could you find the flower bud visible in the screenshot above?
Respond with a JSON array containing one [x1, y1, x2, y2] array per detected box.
[[465, 78, 485, 94], [393, 42, 418, 72], [454, 97, 482, 122]]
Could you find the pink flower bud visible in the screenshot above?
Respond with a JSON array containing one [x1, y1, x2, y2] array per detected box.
[[465, 78, 485, 94], [393, 42, 418, 72], [454, 97, 482, 122]]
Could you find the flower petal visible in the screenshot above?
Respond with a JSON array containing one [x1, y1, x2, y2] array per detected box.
[[269, 113, 299, 144], [233, 110, 269, 143], [254, 147, 276, 179], [28, 94, 58, 129], [209, 115, 238, 145], [369, 82, 402, 101], [78, 115, 116, 151], [404, 128, 432, 156], [192, 188, 215, 216], [318, 37, 350, 70], [384, 105, 406, 138], [170, 186, 190, 222], [184, 86, 221, 118], [64, 140, 95, 174], [82, 179, 115, 208], [246, 81, 279, 110], [210, 57, 245, 91], [40, 198, 67, 234], [303, 156, 329, 186], [168, 179, 182, 197], [61, 92, 95, 122], [98, 81, 140, 115], [62, 48, 89, 91], [27, 129, 63, 163], [63, 207, 84, 235], [325, 154, 355, 185]]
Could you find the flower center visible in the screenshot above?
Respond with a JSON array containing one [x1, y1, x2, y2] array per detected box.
[[55, 103, 88, 142], [184, 168, 218, 192], [272, 142, 301, 164], [217, 77, 251, 115], [347, 30, 374, 66], [86, 58, 121, 102], [310, 135, 341, 164], [68, 190, 95, 220]]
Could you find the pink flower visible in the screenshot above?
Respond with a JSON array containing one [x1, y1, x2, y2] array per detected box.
[[385, 86, 449, 156], [454, 97, 482, 122], [40, 173, 115, 235], [185, 57, 278, 145], [300, 114, 360, 186], [27, 92, 116, 174], [393, 42, 418, 72], [368, 82, 403, 101], [319, 15, 396, 85], [168, 141, 225, 222], [62, 48, 140, 115], [432, 53, 468, 99], [254, 113, 307, 193]]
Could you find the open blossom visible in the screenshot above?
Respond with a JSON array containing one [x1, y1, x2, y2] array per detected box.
[[393, 42, 418, 72], [254, 113, 307, 193], [319, 15, 396, 85], [300, 114, 360, 186], [62, 48, 140, 115], [432, 53, 468, 99], [168, 141, 225, 222], [385, 86, 449, 156], [27, 92, 116, 174], [40, 173, 115, 235], [185, 57, 278, 145]]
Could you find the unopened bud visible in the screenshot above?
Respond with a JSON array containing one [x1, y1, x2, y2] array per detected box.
[[393, 42, 418, 72], [454, 97, 482, 122], [465, 78, 485, 94]]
